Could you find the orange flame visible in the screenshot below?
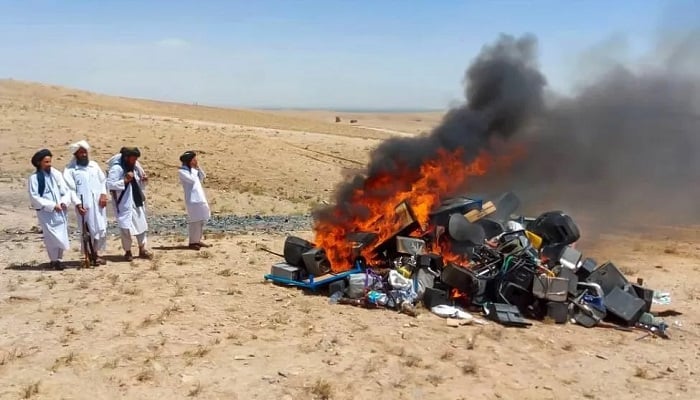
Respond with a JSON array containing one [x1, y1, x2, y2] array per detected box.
[[314, 146, 525, 272], [439, 239, 472, 266]]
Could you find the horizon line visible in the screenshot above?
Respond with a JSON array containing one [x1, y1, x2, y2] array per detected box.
[[0, 77, 450, 114]]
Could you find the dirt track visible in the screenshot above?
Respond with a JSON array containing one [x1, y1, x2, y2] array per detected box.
[[1, 80, 699, 400]]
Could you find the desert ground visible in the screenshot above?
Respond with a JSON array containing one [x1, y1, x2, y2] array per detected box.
[[1, 79, 699, 400]]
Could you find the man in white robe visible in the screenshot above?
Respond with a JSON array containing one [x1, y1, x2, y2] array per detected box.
[[28, 149, 71, 270], [178, 151, 211, 250], [63, 140, 109, 266], [106, 147, 153, 261]]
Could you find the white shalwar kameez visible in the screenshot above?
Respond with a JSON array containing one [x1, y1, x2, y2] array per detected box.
[[106, 163, 149, 251], [28, 168, 71, 262], [64, 159, 108, 252], [179, 167, 211, 244]]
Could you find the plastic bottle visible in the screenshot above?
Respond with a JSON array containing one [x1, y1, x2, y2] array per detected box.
[[366, 291, 389, 306], [329, 291, 344, 305]]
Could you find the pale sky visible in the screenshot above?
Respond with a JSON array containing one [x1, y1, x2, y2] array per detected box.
[[1, 0, 697, 110]]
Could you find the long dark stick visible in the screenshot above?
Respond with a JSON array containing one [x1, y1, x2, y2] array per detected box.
[[257, 246, 284, 258], [80, 195, 97, 268], [80, 196, 90, 269]]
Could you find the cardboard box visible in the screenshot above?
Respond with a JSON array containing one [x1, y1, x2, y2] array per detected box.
[[465, 201, 496, 223]]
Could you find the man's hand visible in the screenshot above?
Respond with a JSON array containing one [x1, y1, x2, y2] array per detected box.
[[76, 205, 87, 216], [124, 171, 135, 184], [98, 194, 108, 208], [54, 204, 62, 212], [141, 173, 148, 183], [60, 203, 68, 212]]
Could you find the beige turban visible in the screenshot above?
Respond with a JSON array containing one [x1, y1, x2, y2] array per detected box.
[[69, 140, 90, 155]]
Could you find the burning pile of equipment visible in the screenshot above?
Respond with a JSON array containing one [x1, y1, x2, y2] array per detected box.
[[266, 193, 663, 334]]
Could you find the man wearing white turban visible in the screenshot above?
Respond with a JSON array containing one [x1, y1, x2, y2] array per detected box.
[[63, 140, 109, 265]]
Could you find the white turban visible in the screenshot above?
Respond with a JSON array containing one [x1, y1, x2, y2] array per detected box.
[[69, 140, 90, 155]]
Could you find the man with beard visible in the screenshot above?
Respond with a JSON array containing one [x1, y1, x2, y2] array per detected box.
[[106, 147, 153, 261], [107, 147, 145, 178], [28, 149, 71, 270], [63, 140, 109, 266], [178, 151, 211, 250]]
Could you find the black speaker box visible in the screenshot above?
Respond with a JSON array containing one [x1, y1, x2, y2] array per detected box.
[[283, 236, 314, 267]]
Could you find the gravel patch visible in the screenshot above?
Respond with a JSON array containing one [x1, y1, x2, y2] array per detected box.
[[2, 214, 313, 243], [112, 214, 313, 236]]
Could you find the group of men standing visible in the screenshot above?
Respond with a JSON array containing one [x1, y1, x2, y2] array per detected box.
[[28, 141, 210, 270]]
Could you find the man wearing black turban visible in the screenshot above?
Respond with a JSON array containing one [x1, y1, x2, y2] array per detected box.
[[121, 147, 141, 158], [106, 147, 146, 183], [178, 151, 211, 250], [179, 151, 196, 165], [106, 146, 153, 261], [28, 149, 72, 270], [31, 149, 52, 169]]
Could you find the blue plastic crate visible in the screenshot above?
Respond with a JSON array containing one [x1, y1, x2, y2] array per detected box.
[[264, 263, 362, 292]]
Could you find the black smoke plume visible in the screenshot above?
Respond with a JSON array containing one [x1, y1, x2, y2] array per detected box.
[[313, 34, 546, 225], [315, 30, 700, 234], [485, 30, 700, 228]]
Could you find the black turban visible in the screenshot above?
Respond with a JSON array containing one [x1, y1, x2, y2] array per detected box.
[[179, 151, 196, 165], [121, 147, 141, 157], [31, 149, 52, 169]]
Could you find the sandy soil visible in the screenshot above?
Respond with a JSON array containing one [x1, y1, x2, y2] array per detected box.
[[1, 80, 699, 400]]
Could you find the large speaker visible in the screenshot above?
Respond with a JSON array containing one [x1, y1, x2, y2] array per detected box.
[[283, 236, 314, 267], [447, 214, 486, 244], [302, 248, 331, 277], [527, 211, 580, 247]]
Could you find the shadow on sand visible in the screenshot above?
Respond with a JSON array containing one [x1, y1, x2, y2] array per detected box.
[[152, 245, 197, 251], [6, 260, 85, 271], [4, 253, 145, 271]]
